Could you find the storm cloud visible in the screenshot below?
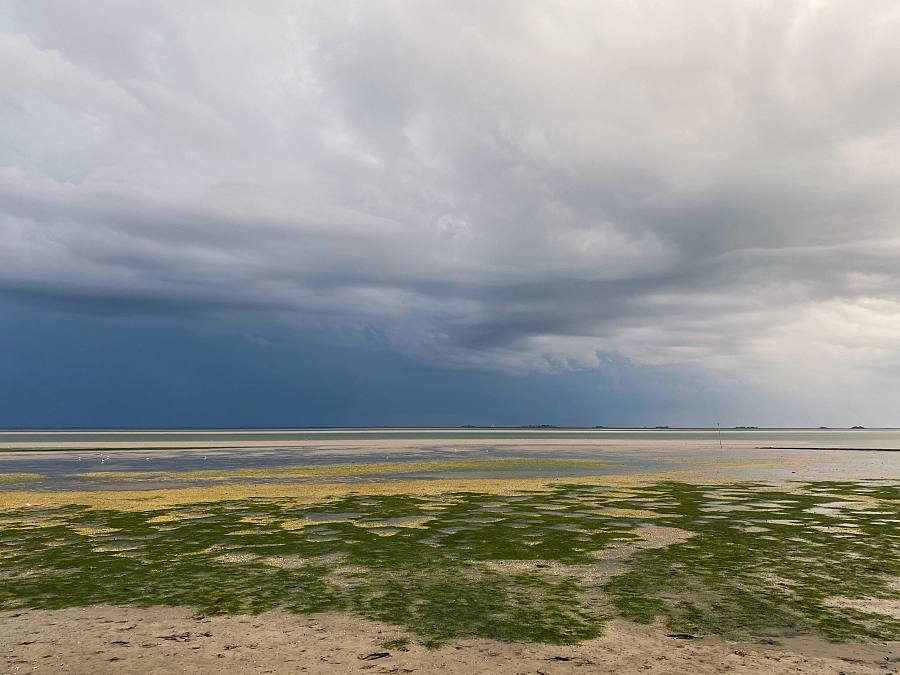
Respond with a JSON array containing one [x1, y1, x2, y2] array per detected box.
[[3, 1, 900, 419]]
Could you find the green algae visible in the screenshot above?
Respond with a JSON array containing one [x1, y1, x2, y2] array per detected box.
[[602, 482, 900, 642], [0, 481, 897, 647], [0, 473, 44, 485], [381, 637, 410, 651]]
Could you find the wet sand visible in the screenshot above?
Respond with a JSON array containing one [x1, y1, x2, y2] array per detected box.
[[2, 606, 897, 674], [1, 437, 898, 674], [1, 437, 899, 487]]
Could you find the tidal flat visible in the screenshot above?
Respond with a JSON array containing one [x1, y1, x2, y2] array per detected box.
[[1, 477, 898, 646], [1, 443, 899, 672]]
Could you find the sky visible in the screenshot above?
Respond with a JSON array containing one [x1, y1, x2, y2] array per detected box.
[[2, 1, 900, 428]]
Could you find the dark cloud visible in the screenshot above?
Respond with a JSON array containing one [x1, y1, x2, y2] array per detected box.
[[2, 1, 900, 416]]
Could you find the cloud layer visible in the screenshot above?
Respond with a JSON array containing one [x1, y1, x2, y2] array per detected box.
[[3, 1, 900, 410]]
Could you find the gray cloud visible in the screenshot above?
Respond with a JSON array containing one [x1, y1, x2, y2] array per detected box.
[[2, 0, 900, 410]]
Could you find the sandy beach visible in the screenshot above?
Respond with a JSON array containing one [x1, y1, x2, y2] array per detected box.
[[3, 606, 897, 674]]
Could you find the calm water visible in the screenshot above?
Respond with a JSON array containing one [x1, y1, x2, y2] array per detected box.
[[1, 428, 900, 447], [2, 428, 898, 491]]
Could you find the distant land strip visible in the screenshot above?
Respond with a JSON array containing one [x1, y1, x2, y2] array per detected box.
[[757, 446, 900, 452]]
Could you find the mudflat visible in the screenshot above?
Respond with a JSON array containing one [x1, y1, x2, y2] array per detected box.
[[1, 438, 898, 673]]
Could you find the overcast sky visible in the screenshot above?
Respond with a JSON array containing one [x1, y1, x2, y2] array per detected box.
[[2, 1, 900, 427]]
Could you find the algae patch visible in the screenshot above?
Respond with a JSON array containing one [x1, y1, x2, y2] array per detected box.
[[0, 473, 44, 485], [0, 480, 898, 647]]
